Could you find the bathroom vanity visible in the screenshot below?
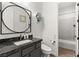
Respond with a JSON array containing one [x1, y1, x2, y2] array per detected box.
[[0, 2, 42, 57], [0, 37, 42, 57]]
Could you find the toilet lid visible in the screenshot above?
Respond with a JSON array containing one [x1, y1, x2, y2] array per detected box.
[[41, 44, 52, 51]]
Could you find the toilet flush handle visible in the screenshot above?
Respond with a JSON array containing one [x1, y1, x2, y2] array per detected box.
[[52, 41, 55, 45]]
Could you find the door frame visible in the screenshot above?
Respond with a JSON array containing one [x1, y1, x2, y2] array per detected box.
[[75, 2, 78, 57], [58, 2, 78, 57]]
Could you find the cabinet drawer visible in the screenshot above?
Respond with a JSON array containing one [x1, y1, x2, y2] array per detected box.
[[22, 45, 35, 56]]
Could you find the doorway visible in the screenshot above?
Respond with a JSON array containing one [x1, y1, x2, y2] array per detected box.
[[58, 2, 77, 57]]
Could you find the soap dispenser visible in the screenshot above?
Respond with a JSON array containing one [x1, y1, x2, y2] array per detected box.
[[28, 34, 33, 40]]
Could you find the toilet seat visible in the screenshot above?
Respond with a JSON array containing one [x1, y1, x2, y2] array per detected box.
[[41, 44, 52, 51]]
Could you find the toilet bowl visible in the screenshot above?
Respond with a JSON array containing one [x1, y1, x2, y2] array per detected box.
[[41, 44, 52, 57]]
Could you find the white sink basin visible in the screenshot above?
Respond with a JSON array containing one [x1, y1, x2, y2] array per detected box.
[[14, 40, 32, 46]]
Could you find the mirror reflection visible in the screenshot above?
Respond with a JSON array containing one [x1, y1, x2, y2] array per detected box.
[[2, 5, 30, 32]]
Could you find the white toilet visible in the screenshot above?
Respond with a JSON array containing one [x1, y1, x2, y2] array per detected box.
[[41, 44, 52, 57]]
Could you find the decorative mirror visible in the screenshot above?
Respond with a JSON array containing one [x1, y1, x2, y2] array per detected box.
[[1, 2, 31, 34]]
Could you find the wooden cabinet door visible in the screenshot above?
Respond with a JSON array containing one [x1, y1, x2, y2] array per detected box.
[[7, 49, 21, 57], [0, 53, 7, 57], [30, 48, 41, 57], [8, 52, 20, 57], [22, 45, 35, 57]]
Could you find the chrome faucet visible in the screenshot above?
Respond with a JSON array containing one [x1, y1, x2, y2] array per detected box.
[[20, 34, 24, 40]]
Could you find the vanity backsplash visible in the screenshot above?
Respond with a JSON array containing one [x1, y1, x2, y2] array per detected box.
[[0, 37, 20, 43]]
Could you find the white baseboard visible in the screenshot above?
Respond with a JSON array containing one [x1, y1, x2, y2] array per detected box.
[[59, 39, 76, 51]]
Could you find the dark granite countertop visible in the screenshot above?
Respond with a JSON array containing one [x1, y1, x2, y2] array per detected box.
[[0, 38, 42, 55]]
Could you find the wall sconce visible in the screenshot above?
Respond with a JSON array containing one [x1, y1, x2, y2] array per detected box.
[[36, 12, 42, 22]]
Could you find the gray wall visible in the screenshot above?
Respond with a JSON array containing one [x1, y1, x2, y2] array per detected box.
[[58, 2, 76, 41]]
